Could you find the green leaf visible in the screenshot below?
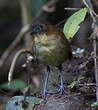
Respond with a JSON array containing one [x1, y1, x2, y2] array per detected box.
[[63, 8, 87, 39], [5, 96, 44, 110], [69, 77, 84, 89], [68, 81, 78, 89], [91, 101, 98, 107], [0, 79, 27, 90]]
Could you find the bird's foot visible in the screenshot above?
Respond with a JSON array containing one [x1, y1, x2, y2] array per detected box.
[[43, 87, 68, 99], [58, 85, 68, 96], [43, 89, 60, 98], [43, 89, 49, 98]]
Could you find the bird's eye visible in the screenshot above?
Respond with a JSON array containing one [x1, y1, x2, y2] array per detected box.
[[40, 24, 45, 29]]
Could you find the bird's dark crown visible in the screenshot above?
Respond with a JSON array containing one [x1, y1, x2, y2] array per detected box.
[[30, 23, 46, 35]]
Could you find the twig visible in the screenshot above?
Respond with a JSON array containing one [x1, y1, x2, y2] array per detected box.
[[78, 83, 96, 86], [64, 7, 81, 11], [55, 18, 67, 26], [8, 49, 33, 83], [82, 0, 98, 19], [93, 35, 98, 99], [82, 0, 98, 101], [20, 0, 33, 49], [0, 25, 30, 68], [33, 0, 59, 20]]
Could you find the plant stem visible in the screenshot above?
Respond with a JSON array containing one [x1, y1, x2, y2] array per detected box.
[[20, 0, 33, 49]]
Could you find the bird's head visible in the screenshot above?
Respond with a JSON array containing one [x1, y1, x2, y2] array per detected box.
[[30, 23, 46, 35]]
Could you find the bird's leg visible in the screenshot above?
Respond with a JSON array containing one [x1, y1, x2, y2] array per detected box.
[[59, 72, 67, 95], [58, 65, 68, 95], [43, 65, 50, 98]]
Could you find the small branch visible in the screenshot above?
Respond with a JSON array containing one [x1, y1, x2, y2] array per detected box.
[[64, 7, 81, 11], [78, 83, 96, 86], [33, 0, 59, 21], [82, 0, 98, 101], [93, 35, 98, 100], [55, 18, 67, 26], [8, 49, 33, 83], [82, 0, 98, 19]]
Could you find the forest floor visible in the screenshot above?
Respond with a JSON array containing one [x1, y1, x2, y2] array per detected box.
[[0, 46, 97, 110]]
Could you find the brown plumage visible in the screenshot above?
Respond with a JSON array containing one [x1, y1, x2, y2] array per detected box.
[[30, 22, 72, 67], [30, 22, 72, 97]]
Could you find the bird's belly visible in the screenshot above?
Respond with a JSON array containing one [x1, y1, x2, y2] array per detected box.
[[34, 34, 67, 66]]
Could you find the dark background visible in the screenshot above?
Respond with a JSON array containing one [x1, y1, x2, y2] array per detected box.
[[0, 0, 98, 83]]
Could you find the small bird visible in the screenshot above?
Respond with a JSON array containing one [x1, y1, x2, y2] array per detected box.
[[30, 22, 72, 97]]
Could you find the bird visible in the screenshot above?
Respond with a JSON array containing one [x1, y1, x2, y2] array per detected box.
[[30, 21, 72, 97]]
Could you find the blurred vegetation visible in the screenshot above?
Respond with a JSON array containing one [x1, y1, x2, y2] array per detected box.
[[0, 0, 98, 83], [0, 0, 21, 51], [30, 0, 47, 17], [0, 1, 98, 109]]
